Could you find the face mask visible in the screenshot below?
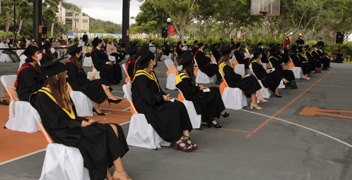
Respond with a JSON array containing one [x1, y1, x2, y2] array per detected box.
[[36, 53, 42, 61], [32, 39, 35, 42], [56, 39, 58, 42], [286, 38, 289, 40], [318, 40, 321, 42], [51, 48, 55, 54], [261, 46, 264, 49], [6, 40, 10, 43], [167, 42, 169, 45]]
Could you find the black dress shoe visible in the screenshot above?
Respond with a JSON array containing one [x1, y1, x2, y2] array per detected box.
[[275, 94, 282, 98], [93, 107, 105, 116]]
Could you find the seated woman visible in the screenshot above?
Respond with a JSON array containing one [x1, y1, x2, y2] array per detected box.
[[91, 37, 122, 84], [175, 52, 229, 128], [234, 43, 251, 70], [176, 41, 184, 56], [30, 59, 130, 180], [125, 47, 138, 79], [83, 41, 91, 57], [15, 46, 46, 101], [194, 43, 219, 78], [66, 44, 122, 116], [290, 46, 311, 80], [250, 49, 282, 98], [305, 45, 322, 73], [268, 47, 297, 89], [132, 46, 197, 152], [218, 46, 265, 109], [41, 42, 57, 65]]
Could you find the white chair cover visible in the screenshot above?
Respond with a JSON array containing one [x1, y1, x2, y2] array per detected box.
[[0, 53, 12, 62], [292, 67, 303, 79], [6, 101, 41, 133], [235, 64, 245, 75], [195, 70, 215, 84], [123, 84, 170, 149], [182, 100, 201, 129], [39, 143, 90, 180], [222, 87, 248, 110], [177, 65, 183, 71], [258, 80, 271, 98], [229, 55, 236, 64], [83, 56, 93, 67], [262, 63, 268, 69], [279, 80, 285, 89], [69, 91, 94, 117], [1, 75, 41, 133], [18, 55, 27, 69], [165, 59, 177, 90]]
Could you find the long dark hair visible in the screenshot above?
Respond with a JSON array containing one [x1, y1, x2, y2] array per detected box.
[[44, 71, 72, 111], [44, 45, 56, 60], [137, 53, 155, 70], [72, 52, 83, 73], [218, 54, 231, 67], [182, 63, 196, 85]]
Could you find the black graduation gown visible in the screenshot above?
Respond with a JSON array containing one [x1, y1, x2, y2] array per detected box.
[[192, 46, 199, 55], [176, 48, 184, 56], [131, 70, 192, 142], [66, 62, 108, 103], [306, 51, 321, 70], [195, 51, 218, 77], [251, 61, 281, 92], [126, 61, 135, 79], [235, 51, 249, 69], [269, 56, 295, 82], [222, 64, 261, 95], [317, 49, 330, 67], [175, 73, 225, 123], [163, 44, 171, 55], [91, 49, 122, 84], [282, 49, 290, 63], [261, 51, 269, 63], [16, 64, 46, 101], [211, 49, 221, 63], [41, 53, 54, 65], [313, 50, 329, 69], [31, 88, 128, 180], [290, 54, 311, 75]]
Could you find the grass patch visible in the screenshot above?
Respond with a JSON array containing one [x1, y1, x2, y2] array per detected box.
[[343, 61, 352, 64]]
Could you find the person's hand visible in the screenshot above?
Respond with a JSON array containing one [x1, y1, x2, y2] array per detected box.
[[108, 61, 113, 66], [267, 70, 272, 74], [89, 76, 96, 81], [199, 85, 205, 90], [241, 74, 245, 78], [163, 94, 170, 101]]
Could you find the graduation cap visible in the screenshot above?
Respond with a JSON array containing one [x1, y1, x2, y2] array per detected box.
[[276, 44, 281, 47], [304, 45, 310, 49], [198, 43, 205, 47], [269, 43, 274, 48], [194, 40, 198, 44], [312, 44, 317, 48], [235, 43, 241, 49], [127, 46, 138, 55], [83, 35, 88, 42], [212, 43, 218, 47], [135, 46, 154, 66], [291, 45, 297, 53], [252, 48, 262, 59], [67, 44, 82, 56], [176, 51, 193, 67], [258, 42, 263, 46], [92, 37, 101, 47], [23, 46, 41, 57], [220, 46, 232, 56], [268, 46, 277, 54], [40, 57, 67, 77], [42, 42, 52, 50]]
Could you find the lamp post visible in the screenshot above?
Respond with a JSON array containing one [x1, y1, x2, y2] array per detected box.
[[167, 18, 171, 42], [229, 22, 233, 39]]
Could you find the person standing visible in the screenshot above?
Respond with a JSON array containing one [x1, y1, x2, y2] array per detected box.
[[317, 37, 324, 48], [295, 34, 305, 53]]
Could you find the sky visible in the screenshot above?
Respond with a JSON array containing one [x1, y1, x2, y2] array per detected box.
[[65, 0, 142, 25]]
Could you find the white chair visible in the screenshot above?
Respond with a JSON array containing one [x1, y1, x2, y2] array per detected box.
[[67, 83, 94, 117], [121, 63, 132, 85], [0, 53, 12, 62], [1, 75, 41, 133], [289, 62, 304, 79], [82, 54, 93, 67], [262, 63, 268, 69], [177, 89, 202, 129], [165, 59, 177, 90], [123, 84, 171, 149], [234, 63, 245, 76], [38, 122, 90, 180], [194, 59, 215, 84], [219, 70, 247, 110], [249, 67, 272, 99], [160, 53, 172, 60]]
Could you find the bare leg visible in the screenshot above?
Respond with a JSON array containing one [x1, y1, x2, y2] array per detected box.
[[251, 93, 258, 105], [109, 124, 118, 137], [94, 103, 104, 114], [112, 158, 129, 180], [102, 85, 119, 100], [275, 87, 280, 96], [106, 168, 113, 180], [256, 90, 263, 99]]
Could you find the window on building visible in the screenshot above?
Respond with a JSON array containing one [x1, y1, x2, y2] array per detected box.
[[75, 19, 79, 22], [82, 20, 88, 23]]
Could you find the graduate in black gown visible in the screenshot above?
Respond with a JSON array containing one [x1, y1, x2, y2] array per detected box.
[[125, 47, 138, 79], [312, 45, 329, 70], [258, 43, 269, 64], [91, 37, 122, 84], [175, 52, 229, 128], [194, 43, 219, 79], [191, 40, 199, 55], [218, 46, 266, 109], [30, 59, 130, 180], [131, 46, 197, 152], [268, 47, 297, 89], [41, 42, 57, 65], [304, 45, 322, 73], [211, 43, 223, 84], [290, 46, 311, 80], [15, 46, 46, 101], [317, 45, 331, 69], [176, 42, 184, 57], [250, 49, 282, 97], [234, 43, 251, 69], [66, 44, 122, 116]]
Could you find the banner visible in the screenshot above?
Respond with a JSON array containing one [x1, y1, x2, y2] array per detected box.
[[169, 25, 175, 37], [236, 31, 242, 39]]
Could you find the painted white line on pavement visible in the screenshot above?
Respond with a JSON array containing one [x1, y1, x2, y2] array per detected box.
[[241, 109, 352, 148], [0, 149, 47, 166]]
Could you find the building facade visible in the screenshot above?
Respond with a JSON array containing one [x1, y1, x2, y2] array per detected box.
[[56, 3, 89, 32]]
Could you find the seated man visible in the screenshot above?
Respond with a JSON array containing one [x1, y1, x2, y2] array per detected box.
[[194, 43, 220, 81]]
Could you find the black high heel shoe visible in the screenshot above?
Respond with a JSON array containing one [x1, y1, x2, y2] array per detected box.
[[108, 99, 122, 105], [220, 112, 230, 118], [275, 94, 282, 98], [93, 107, 105, 116], [208, 121, 222, 128]]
